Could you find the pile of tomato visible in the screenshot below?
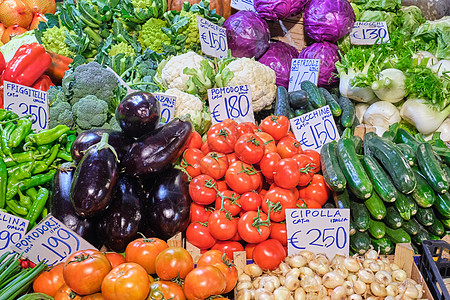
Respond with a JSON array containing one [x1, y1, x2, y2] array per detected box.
[[32, 236, 236, 300], [182, 115, 331, 270]]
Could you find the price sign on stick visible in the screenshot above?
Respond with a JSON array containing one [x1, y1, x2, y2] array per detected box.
[[286, 208, 350, 258], [350, 22, 390, 45], [153, 93, 176, 124], [0, 211, 29, 256], [197, 16, 228, 58], [12, 215, 96, 266], [288, 59, 320, 92], [231, 0, 256, 12], [3, 81, 49, 132], [208, 85, 255, 124]]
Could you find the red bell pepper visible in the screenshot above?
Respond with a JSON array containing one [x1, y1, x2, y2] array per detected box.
[[45, 50, 73, 85], [0, 52, 5, 76], [32, 75, 55, 91], [2, 43, 52, 87]]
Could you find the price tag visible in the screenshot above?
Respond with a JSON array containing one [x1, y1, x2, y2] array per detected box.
[[207, 85, 255, 124], [290, 105, 340, 151], [350, 22, 390, 45], [286, 208, 350, 258], [3, 81, 49, 132], [0, 211, 29, 256], [12, 215, 96, 266], [153, 93, 176, 124], [288, 59, 320, 92], [231, 0, 256, 12], [197, 16, 228, 59]]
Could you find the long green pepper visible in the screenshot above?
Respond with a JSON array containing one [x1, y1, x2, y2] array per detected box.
[[8, 119, 32, 148], [0, 158, 6, 209], [24, 125, 70, 147], [1, 123, 16, 159], [5, 200, 28, 216], [25, 187, 49, 229], [31, 144, 59, 175]]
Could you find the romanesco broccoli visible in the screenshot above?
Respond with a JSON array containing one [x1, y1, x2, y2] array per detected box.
[[49, 101, 74, 129], [72, 95, 109, 131], [138, 18, 170, 53], [179, 11, 200, 50], [131, 0, 152, 10], [109, 42, 135, 57], [41, 26, 74, 57]]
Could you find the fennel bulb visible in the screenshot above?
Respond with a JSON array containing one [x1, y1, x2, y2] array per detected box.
[[412, 51, 438, 68], [355, 103, 370, 124], [340, 74, 377, 103], [363, 101, 401, 129], [430, 60, 450, 78], [371, 68, 406, 103], [400, 98, 450, 135]]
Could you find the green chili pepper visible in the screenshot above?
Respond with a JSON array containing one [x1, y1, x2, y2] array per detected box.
[[25, 187, 49, 229], [18, 170, 56, 192], [6, 199, 28, 216], [17, 189, 32, 210], [1, 123, 16, 159], [8, 119, 32, 148], [25, 187, 38, 201], [65, 135, 76, 153], [0, 110, 8, 121], [41, 207, 48, 219], [25, 125, 70, 147], [6, 178, 20, 200], [8, 161, 34, 181], [32, 144, 59, 174], [0, 157, 6, 209], [56, 151, 72, 162]]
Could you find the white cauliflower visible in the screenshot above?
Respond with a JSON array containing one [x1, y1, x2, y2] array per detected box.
[[160, 51, 206, 91], [164, 88, 204, 118], [225, 57, 276, 112]]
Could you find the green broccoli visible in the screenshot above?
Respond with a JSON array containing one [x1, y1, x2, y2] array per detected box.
[[48, 86, 67, 106], [49, 101, 74, 129], [72, 95, 109, 131]]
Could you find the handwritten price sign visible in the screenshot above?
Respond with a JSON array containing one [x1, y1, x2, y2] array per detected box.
[[12, 215, 96, 266], [231, 0, 255, 11], [3, 81, 49, 132], [286, 209, 350, 258], [288, 59, 320, 92], [153, 93, 176, 124], [350, 22, 390, 45], [208, 85, 255, 124], [0, 211, 29, 256], [197, 16, 228, 58], [290, 105, 340, 151]]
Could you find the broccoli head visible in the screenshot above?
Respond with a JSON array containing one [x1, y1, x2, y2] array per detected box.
[[72, 95, 109, 131], [49, 101, 74, 129], [48, 86, 67, 106]]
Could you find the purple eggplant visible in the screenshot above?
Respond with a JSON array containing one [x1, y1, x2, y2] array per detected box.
[[122, 119, 192, 176], [71, 129, 135, 164], [97, 174, 146, 252], [115, 91, 160, 138], [71, 133, 118, 217], [50, 163, 101, 248], [142, 168, 191, 240]]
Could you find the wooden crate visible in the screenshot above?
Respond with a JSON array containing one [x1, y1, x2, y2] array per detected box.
[[267, 14, 306, 52]]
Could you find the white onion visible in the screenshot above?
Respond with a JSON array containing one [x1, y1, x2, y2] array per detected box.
[[274, 286, 293, 300], [330, 286, 347, 300], [287, 255, 308, 268], [255, 288, 275, 300], [358, 269, 375, 283], [365, 249, 378, 260], [375, 270, 392, 286], [386, 282, 398, 296], [294, 287, 306, 300], [279, 262, 291, 275], [371, 282, 387, 297], [331, 254, 345, 267], [322, 271, 345, 289], [298, 251, 315, 262], [299, 267, 314, 278], [285, 274, 300, 291], [392, 269, 407, 282], [301, 275, 320, 293], [238, 274, 251, 282], [245, 263, 263, 277], [236, 289, 253, 300], [343, 257, 361, 272], [343, 280, 354, 295], [353, 280, 367, 295], [349, 294, 363, 300], [236, 281, 253, 291]]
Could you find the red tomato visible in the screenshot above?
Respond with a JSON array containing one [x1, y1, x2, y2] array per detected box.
[[187, 131, 203, 149], [180, 148, 204, 178], [262, 187, 297, 222], [270, 222, 287, 246], [238, 210, 271, 244], [236, 122, 257, 137], [211, 241, 244, 261], [286, 131, 296, 139], [81, 293, 105, 300], [253, 239, 286, 271], [292, 154, 314, 186], [189, 174, 217, 205], [63, 249, 112, 295], [259, 189, 267, 199], [207, 123, 238, 154], [299, 183, 330, 206], [226, 153, 238, 165], [148, 281, 185, 300], [200, 152, 228, 180], [186, 222, 216, 250], [304, 198, 323, 208], [296, 198, 307, 208], [101, 263, 150, 300], [215, 180, 228, 191], [190, 203, 213, 223], [33, 263, 65, 297], [234, 133, 265, 164], [311, 174, 327, 187], [54, 284, 81, 300], [155, 247, 194, 280], [215, 190, 241, 216], [201, 140, 210, 155], [259, 115, 290, 141], [259, 152, 281, 180], [273, 158, 301, 190], [225, 161, 262, 194], [125, 237, 168, 275], [239, 191, 262, 211], [245, 243, 257, 260], [255, 131, 277, 154], [269, 183, 298, 200], [229, 221, 242, 241], [183, 266, 226, 300], [222, 119, 238, 127], [303, 149, 321, 173], [276, 136, 303, 158], [197, 250, 238, 294], [105, 253, 126, 269], [208, 210, 237, 240]]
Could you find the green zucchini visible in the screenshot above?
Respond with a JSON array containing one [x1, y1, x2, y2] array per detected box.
[[338, 96, 355, 128], [407, 194, 418, 216], [364, 132, 417, 194], [337, 138, 373, 199], [411, 171, 436, 208], [385, 206, 404, 229], [361, 155, 398, 203], [274, 86, 290, 118], [396, 143, 417, 167], [417, 142, 449, 194], [429, 219, 445, 236], [371, 237, 394, 255], [415, 207, 435, 226], [394, 128, 420, 151], [394, 193, 412, 220], [351, 202, 370, 232], [364, 192, 386, 220], [294, 108, 306, 117], [429, 233, 441, 240], [288, 90, 309, 109], [352, 135, 363, 154], [385, 227, 411, 244], [412, 228, 430, 246], [305, 103, 315, 112], [441, 218, 450, 230], [401, 218, 421, 236], [288, 108, 295, 119], [368, 219, 386, 239], [321, 141, 346, 192], [333, 189, 351, 209], [435, 192, 450, 218], [351, 231, 371, 255], [319, 87, 341, 117], [301, 81, 326, 108], [442, 164, 450, 185]]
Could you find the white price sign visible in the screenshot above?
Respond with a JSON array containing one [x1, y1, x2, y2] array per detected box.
[[12, 215, 96, 266], [286, 209, 350, 258], [231, 0, 256, 12], [153, 93, 176, 124], [3, 81, 49, 132], [0, 211, 29, 256], [197, 16, 228, 58], [350, 22, 390, 45], [290, 106, 340, 151], [208, 85, 255, 124], [288, 59, 320, 92]]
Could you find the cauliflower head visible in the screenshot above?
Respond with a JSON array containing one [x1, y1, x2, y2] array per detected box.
[[109, 42, 135, 57], [160, 52, 206, 91], [41, 26, 74, 57], [139, 18, 171, 53], [164, 88, 204, 118], [225, 58, 276, 112]]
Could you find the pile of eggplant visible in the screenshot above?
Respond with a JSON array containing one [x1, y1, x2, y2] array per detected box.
[[49, 91, 193, 252]]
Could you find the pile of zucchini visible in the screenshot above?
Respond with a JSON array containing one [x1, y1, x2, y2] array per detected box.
[[321, 123, 450, 255]]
